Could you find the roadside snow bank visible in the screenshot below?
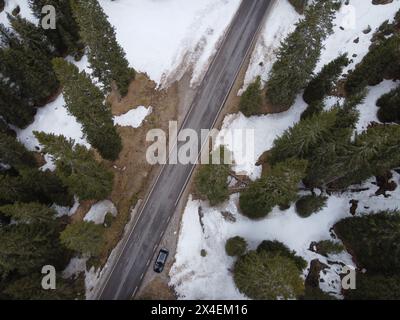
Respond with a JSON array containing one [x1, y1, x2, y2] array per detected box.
[[99, 0, 241, 87]]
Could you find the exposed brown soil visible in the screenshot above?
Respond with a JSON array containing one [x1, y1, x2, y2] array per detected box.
[[137, 277, 176, 300]]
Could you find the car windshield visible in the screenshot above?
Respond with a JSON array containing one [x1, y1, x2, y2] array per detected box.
[[158, 252, 167, 261]]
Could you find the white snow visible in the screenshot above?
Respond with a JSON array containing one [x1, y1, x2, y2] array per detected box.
[[355, 80, 400, 133], [315, 0, 400, 76], [113, 106, 152, 128], [15, 94, 90, 153], [170, 173, 400, 300], [98, 0, 241, 87], [215, 96, 307, 180], [0, 0, 37, 28], [84, 200, 118, 225]]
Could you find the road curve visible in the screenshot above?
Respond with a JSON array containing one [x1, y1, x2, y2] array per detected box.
[[99, 0, 273, 300]]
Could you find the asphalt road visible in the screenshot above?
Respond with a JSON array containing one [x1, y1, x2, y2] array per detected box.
[[99, 0, 273, 300]]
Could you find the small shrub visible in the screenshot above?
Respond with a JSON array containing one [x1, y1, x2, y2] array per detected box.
[[103, 212, 114, 228], [295, 195, 327, 218], [225, 236, 247, 257], [376, 85, 400, 123], [200, 249, 207, 257], [257, 240, 307, 271], [239, 76, 263, 117], [234, 250, 305, 300], [316, 240, 344, 256]]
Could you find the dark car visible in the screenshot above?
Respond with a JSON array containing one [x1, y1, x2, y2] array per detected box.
[[154, 248, 169, 273]]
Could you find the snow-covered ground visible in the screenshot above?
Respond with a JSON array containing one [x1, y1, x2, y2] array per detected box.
[[171, 0, 400, 300], [84, 200, 118, 225], [0, 0, 37, 27], [99, 0, 241, 87], [114, 106, 152, 128], [170, 173, 400, 300]]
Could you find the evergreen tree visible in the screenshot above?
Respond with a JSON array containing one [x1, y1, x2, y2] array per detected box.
[[0, 132, 36, 170], [239, 76, 263, 117], [269, 109, 339, 165], [0, 26, 59, 109], [71, 0, 135, 96], [0, 202, 56, 225], [300, 100, 325, 120], [225, 236, 247, 257], [257, 240, 307, 271], [34, 132, 114, 201], [29, 0, 82, 55], [239, 158, 308, 219], [195, 147, 231, 206], [234, 250, 304, 300], [345, 35, 400, 96], [0, 223, 63, 276], [303, 54, 349, 104], [295, 195, 327, 218], [266, 0, 340, 109], [8, 14, 53, 57], [3, 274, 82, 300], [52, 58, 122, 161], [60, 221, 105, 257], [0, 82, 35, 128], [345, 273, 400, 300], [0, 168, 73, 207], [377, 85, 400, 123], [335, 211, 400, 275]]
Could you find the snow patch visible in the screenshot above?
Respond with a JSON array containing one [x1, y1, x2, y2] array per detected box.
[[84, 200, 118, 225], [113, 106, 152, 128]]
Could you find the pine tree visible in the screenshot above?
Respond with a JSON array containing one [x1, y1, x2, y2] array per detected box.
[[0, 82, 35, 128], [303, 54, 349, 104], [239, 158, 308, 219], [0, 169, 73, 206], [269, 109, 339, 165], [71, 0, 135, 96], [60, 221, 105, 257], [29, 0, 82, 55], [0, 202, 56, 225], [345, 35, 400, 96], [377, 85, 400, 123], [0, 27, 59, 108], [225, 236, 247, 257], [335, 211, 400, 275], [34, 132, 114, 201], [195, 147, 231, 206], [52, 58, 122, 161], [266, 0, 340, 109], [239, 76, 263, 117], [234, 250, 304, 300], [0, 223, 63, 276], [3, 274, 82, 300], [0, 131, 36, 170], [8, 14, 53, 57]]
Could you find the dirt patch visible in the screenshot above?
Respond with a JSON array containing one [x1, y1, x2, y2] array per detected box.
[[137, 277, 176, 300]]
